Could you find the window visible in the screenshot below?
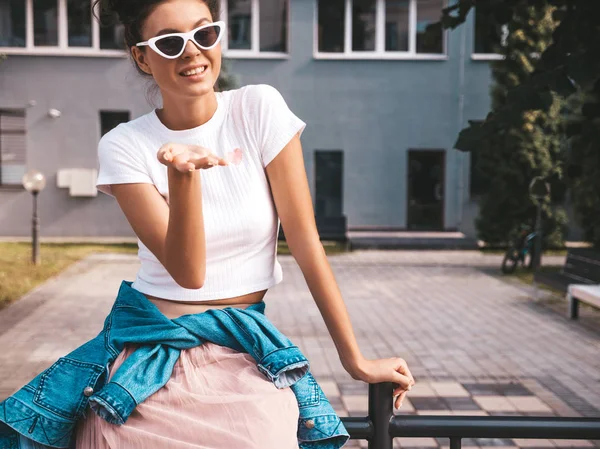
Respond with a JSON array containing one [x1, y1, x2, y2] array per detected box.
[[33, 0, 58, 46], [0, 109, 26, 187], [385, 0, 409, 51], [0, 0, 26, 47], [67, 0, 91, 47], [0, 0, 125, 55], [222, 0, 288, 57], [316, 0, 446, 58], [100, 111, 130, 137], [318, 0, 345, 52], [315, 151, 343, 217], [473, 6, 507, 57], [352, 0, 376, 52], [99, 10, 124, 50]]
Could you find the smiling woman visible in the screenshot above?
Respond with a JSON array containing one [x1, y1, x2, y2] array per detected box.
[[0, 0, 415, 448]]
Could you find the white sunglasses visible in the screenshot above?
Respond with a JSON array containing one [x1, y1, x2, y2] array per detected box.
[[136, 21, 225, 59]]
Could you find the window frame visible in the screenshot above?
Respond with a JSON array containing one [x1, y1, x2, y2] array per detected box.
[[220, 0, 290, 59], [313, 0, 448, 60], [0, 0, 125, 57], [0, 0, 292, 58]]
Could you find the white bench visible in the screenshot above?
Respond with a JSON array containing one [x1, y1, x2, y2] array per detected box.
[[566, 284, 600, 319]]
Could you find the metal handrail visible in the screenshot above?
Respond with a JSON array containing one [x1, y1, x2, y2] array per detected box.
[[340, 383, 600, 449]]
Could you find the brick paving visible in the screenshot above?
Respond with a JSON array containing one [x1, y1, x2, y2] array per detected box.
[[0, 250, 598, 449]]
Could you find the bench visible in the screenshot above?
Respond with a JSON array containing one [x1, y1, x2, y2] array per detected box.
[[567, 284, 600, 319], [533, 248, 600, 319]]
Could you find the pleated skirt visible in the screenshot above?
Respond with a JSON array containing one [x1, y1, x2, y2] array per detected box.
[[75, 342, 300, 448]]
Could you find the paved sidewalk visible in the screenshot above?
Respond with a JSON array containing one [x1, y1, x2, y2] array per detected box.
[[0, 251, 598, 449]]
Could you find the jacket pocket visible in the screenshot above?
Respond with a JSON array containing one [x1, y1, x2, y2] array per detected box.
[[34, 357, 105, 420], [295, 372, 321, 408]]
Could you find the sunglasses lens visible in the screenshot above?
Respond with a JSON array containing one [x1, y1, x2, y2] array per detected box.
[[194, 24, 221, 48], [155, 36, 185, 56]]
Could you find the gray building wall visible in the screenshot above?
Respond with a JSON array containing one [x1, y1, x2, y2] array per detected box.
[[0, 0, 494, 238]]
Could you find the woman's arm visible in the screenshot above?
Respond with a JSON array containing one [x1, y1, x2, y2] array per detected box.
[[265, 134, 364, 373], [111, 144, 226, 289], [112, 169, 205, 289], [266, 134, 415, 408]]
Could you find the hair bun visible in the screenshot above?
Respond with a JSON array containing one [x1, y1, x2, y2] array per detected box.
[[94, 0, 137, 24]]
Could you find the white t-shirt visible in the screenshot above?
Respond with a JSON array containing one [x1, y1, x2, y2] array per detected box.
[[96, 84, 306, 301]]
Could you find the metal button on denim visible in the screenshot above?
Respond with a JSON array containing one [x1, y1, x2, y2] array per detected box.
[[305, 419, 315, 429], [83, 387, 94, 397]]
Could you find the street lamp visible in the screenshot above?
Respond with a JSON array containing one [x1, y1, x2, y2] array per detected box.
[[22, 169, 46, 265]]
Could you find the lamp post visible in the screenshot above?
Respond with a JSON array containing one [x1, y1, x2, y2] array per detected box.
[[529, 176, 551, 270], [22, 170, 46, 265]]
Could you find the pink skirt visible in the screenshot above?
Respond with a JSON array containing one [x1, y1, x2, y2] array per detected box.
[[75, 342, 300, 448]]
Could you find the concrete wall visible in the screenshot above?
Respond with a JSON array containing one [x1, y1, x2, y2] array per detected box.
[[0, 0, 495, 238]]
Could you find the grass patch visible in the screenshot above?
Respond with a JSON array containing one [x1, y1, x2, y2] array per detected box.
[[502, 265, 563, 295], [0, 240, 349, 309], [480, 248, 568, 256], [276, 240, 349, 256], [509, 265, 561, 285], [0, 242, 137, 309]]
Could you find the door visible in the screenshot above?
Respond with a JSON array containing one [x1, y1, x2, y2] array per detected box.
[[315, 150, 343, 218], [313, 150, 346, 241], [407, 150, 445, 230]]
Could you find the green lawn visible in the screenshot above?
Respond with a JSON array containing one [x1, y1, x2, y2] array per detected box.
[[502, 264, 563, 294], [276, 240, 349, 255], [0, 240, 348, 309], [511, 265, 560, 284], [480, 248, 568, 257], [0, 242, 138, 309]]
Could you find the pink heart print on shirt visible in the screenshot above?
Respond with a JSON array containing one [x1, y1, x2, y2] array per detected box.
[[224, 148, 243, 165]]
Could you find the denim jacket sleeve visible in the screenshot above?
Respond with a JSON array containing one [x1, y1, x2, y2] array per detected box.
[[0, 280, 349, 449]]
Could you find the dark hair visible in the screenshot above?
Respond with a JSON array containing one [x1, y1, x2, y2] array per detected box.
[[93, 0, 221, 77]]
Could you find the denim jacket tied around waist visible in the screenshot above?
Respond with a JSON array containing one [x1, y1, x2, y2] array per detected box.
[[0, 280, 350, 449]]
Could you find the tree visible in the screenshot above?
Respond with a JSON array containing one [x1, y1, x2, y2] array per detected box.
[[434, 0, 600, 248], [471, 3, 567, 246]]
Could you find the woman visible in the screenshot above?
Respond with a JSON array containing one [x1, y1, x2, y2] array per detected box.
[[74, 0, 414, 447]]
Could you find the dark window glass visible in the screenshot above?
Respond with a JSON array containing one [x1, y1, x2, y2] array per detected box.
[[99, 11, 125, 50], [260, 0, 287, 52], [0, 109, 26, 186], [67, 0, 91, 47], [385, 0, 409, 52], [33, 0, 58, 46], [100, 111, 130, 137], [315, 151, 343, 217], [318, 0, 345, 53], [416, 0, 444, 54], [0, 0, 26, 47], [352, 0, 376, 52], [228, 0, 252, 50], [474, 6, 505, 54]]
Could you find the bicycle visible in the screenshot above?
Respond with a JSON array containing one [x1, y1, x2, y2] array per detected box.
[[501, 227, 537, 274]]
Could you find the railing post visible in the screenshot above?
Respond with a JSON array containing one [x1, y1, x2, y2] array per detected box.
[[450, 437, 462, 449], [368, 382, 394, 449]]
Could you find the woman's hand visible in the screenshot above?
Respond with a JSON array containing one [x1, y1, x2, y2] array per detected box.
[[157, 143, 229, 172], [345, 357, 416, 410]]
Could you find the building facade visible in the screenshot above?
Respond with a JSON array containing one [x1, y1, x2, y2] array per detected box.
[[0, 0, 501, 238]]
